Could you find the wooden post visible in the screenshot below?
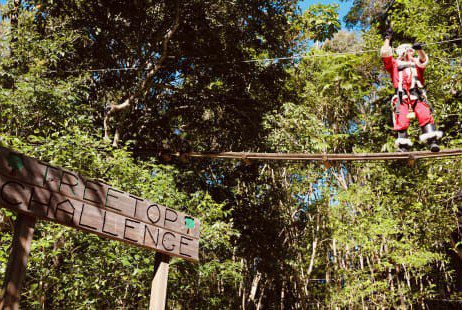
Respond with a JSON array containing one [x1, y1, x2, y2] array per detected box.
[[149, 253, 171, 310], [0, 214, 36, 310]]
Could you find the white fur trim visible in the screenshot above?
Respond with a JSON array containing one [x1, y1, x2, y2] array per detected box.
[[381, 46, 392, 57], [419, 130, 443, 142], [415, 56, 428, 68], [395, 138, 413, 147]]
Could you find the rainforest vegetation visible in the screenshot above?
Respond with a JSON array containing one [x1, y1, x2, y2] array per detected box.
[[1, 0, 462, 308]]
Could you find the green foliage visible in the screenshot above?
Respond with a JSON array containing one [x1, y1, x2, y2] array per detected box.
[[0, 9, 92, 138], [294, 4, 341, 44], [1, 0, 462, 308], [258, 0, 462, 307], [30, 0, 299, 152], [0, 130, 239, 308], [0, 1, 266, 308], [169, 192, 241, 308]]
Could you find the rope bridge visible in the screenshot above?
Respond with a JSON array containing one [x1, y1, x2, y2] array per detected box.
[[170, 149, 462, 163]]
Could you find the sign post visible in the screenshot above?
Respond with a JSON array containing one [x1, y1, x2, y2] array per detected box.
[[150, 253, 171, 310], [0, 146, 200, 308], [0, 214, 36, 310]]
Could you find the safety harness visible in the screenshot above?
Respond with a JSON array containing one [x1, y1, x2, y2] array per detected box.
[[393, 59, 432, 116]]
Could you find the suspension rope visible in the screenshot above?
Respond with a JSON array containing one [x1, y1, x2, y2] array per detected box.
[[169, 148, 462, 162], [48, 37, 462, 74]]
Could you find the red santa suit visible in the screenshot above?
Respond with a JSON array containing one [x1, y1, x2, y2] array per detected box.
[[381, 43, 442, 151], [382, 54, 433, 130]]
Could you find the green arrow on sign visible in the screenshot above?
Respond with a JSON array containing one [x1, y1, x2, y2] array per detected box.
[[7, 153, 24, 172], [185, 217, 195, 229]]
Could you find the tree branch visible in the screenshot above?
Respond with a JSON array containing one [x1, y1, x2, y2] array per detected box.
[[103, 4, 181, 146]]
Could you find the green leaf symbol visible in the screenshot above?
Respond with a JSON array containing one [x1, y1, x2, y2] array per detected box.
[[185, 217, 195, 229], [7, 153, 24, 172]]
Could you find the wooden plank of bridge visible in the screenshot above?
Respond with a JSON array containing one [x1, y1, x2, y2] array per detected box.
[[149, 253, 171, 310], [0, 214, 36, 310]]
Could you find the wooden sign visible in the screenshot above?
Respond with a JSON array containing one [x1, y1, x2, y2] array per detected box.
[[0, 146, 200, 262]]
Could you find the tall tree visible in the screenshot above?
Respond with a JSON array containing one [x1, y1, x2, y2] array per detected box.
[[32, 0, 298, 153]]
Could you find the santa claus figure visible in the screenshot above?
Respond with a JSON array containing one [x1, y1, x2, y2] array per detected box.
[[381, 31, 442, 152]]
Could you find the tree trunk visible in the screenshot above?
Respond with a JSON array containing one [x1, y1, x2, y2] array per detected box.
[[11, 0, 21, 48], [248, 272, 261, 306]]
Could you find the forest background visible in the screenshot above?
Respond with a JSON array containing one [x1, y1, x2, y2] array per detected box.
[[0, 0, 461, 308]]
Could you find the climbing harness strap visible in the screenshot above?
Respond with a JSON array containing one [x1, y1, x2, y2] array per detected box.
[[411, 88, 434, 113]]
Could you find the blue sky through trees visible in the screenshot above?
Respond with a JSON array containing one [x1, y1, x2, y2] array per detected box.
[[300, 0, 353, 27]]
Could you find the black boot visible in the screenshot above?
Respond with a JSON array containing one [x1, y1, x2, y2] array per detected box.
[[428, 139, 440, 152], [395, 130, 412, 152], [419, 123, 443, 152]]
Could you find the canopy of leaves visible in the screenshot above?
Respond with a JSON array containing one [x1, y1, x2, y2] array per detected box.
[[1, 0, 462, 308]]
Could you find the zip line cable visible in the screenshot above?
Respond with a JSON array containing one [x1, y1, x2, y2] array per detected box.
[[242, 37, 462, 63], [51, 34, 461, 164], [48, 37, 462, 74]]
